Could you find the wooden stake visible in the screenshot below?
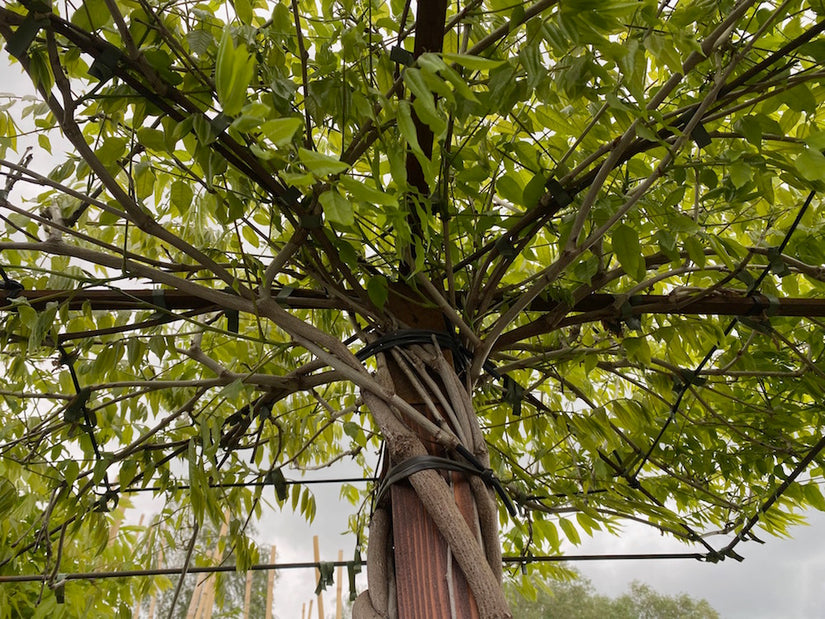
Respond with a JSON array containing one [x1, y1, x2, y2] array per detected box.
[[108, 507, 124, 546], [265, 545, 277, 619], [336, 549, 344, 619], [189, 512, 229, 619], [132, 511, 147, 619], [242, 571, 253, 619], [147, 547, 163, 619], [313, 535, 324, 619]]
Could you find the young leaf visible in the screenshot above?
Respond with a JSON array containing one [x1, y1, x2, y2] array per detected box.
[[367, 275, 389, 309], [319, 189, 354, 226], [443, 53, 505, 71], [215, 28, 256, 117], [260, 117, 302, 146], [612, 224, 642, 279], [795, 147, 825, 181], [299, 148, 350, 177]]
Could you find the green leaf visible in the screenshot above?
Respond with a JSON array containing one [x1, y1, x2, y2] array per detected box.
[[442, 53, 505, 71], [28, 302, 58, 350], [260, 117, 302, 146], [71, 0, 112, 31], [403, 69, 433, 109], [685, 235, 706, 268], [170, 180, 194, 215], [804, 483, 825, 511], [95, 137, 128, 166], [136, 128, 166, 151], [729, 161, 751, 189], [496, 174, 523, 204], [340, 177, 397, 206], [298, 148, 350, 177], [559, 517, 581, 545], [233, 0, 254, 24], [611, 224, 642, 280], [794, 147, 825, 181], [319, 189, 354, 226], [623, 337, 651, 365], [733, 115, 762, 146], [397, 101, 424, 157], [215, 28, 256, 117], [134, 161, 154, 200], [367, 275, 389, 309]]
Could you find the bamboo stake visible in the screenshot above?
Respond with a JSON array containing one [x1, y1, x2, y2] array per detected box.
[[313, 536, 324, 619], [147, 547, 162, 619], [308, 599, 314, 619], [185, 582, 203, 618], [198, 513, 230, 619], [108, 507, 124, 546], [242, 571, 253, 619], [301, 602, 306, 619], [132, 512, 146, 619], [188, 512, 229, 619], [264, 545, 277, 619], [336, 549, 344, 619]]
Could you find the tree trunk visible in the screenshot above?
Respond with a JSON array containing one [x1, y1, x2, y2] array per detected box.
[[357, 288, 510, 618]]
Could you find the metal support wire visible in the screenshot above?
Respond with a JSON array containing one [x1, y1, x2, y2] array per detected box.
[[632, 190, 817, 480], [0, 552, 711, 584]]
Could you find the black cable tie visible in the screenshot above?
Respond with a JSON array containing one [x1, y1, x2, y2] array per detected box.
[[545, 178, 573, 208], [723, 547, 745, 562], [455, 444, 517, 517], [279, 186, 302, 207], [314, 561, 334, 594], [389, 46, 415, 66], [691, 123, 712, 149], [676, 368, 707, 388], [211, 113, 232, 133], [625, 475, 642, 490], [221, 286, 240, 332], [88, 45, 121, 82], [5, 13, 47, 60], [300, 213, 323, 229], [275, 286, 295, 303], [502, 374, 524, 416], [356, 330, 462, 363], [752, 292, 779, 317], [0, 268, 24, 299], [151, 289, 168, 311], [375, 452, 517, 518], [264, 468, 288, 502], [20, 0, 53, 11], [495, 236, 518, 259], [347, 561, 358, 601], [766, 246, 791, 278], [53, 579, 65, 604], [93, 489, 119, 513]]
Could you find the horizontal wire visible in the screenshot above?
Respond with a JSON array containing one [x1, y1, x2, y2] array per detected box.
[[0, 553, 708, 583], [122, 477, 378, 492]]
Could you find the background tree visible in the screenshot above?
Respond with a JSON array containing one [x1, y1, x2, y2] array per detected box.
[[506, 572, 720, 619], [0, 0, 825, 617]]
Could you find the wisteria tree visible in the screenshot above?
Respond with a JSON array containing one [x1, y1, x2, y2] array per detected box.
[[1, 0, 825, 616]]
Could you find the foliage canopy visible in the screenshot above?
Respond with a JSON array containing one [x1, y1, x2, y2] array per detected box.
[[1, 0, 825, 615]]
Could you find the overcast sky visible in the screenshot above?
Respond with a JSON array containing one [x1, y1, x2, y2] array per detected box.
[[3, 46, 825, 619]]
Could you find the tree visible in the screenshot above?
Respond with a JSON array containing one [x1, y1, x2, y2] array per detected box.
[[0, 0, 824, 616], [148, 516, 275, 619], [506, 573, 719, 619]]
